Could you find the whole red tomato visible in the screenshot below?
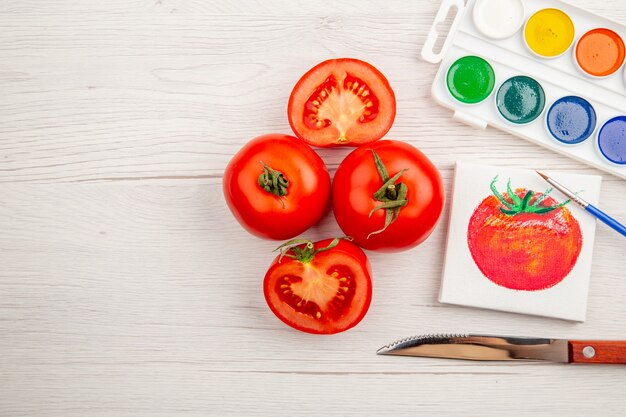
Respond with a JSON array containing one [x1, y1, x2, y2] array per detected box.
[[468, 177, 583, 291], [264, 238, 372, 334], [332, 140, 445, 251], [223, 134, 331, 240], [288, 58, 396, 147]]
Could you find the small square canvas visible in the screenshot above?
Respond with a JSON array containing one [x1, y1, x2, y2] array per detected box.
[[439, 162, 602, 321]]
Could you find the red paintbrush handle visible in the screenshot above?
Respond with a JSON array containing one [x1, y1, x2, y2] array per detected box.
[[569, 340, 626, 364]]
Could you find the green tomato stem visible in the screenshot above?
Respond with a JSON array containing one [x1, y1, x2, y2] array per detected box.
[[490, 176, 571, 216], [275, 237, 349, 264], [258, 161, 289, 208], [367, 150, 409, 239]]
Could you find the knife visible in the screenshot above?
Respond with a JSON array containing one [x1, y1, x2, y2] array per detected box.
[[377, 334, 626, 364]]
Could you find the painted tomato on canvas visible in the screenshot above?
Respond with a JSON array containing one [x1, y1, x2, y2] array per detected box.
[[223, 134, 331, 240], [467, 177, 583, 291], [332, 140, 445, 252], [263, 238, 372, 334], [288, 58, 396, 147]]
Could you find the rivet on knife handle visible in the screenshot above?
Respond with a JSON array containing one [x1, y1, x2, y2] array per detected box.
[[568, 340, 626, 364]]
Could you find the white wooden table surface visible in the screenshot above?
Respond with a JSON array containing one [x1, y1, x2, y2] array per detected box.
[[1, 1, 625, 415]]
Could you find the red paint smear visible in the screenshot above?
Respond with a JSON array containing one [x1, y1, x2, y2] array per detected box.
[[467, 189, 583, 291]]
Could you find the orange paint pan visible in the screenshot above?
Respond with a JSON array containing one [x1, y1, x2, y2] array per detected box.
[[575, 28, 626, 77]]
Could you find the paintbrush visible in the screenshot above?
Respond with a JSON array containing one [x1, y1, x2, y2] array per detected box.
[[536, 171, 626, 237]]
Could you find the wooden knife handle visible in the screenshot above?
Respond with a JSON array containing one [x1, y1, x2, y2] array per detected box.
[[568, 340, 626, 364]]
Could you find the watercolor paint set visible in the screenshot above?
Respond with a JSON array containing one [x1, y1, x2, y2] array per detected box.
[[422, 0, 626, 179]]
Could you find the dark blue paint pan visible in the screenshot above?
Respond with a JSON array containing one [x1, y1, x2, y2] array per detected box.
[[546, 96, 597, 145]]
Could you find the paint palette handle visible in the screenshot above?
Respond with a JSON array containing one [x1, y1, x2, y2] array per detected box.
[[421, 0, 467, 64]]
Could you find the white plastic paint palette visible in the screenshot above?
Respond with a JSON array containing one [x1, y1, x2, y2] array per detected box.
[[422, 0, 626, 179]]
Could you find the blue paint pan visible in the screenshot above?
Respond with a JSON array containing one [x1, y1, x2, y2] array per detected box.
[[546, 96, 597, 145]]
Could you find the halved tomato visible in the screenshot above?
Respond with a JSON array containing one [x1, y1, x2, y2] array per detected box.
[[287, 58, 396, 147], [263, 238, 372, 334]]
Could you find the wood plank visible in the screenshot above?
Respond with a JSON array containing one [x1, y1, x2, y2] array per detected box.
[[0, 6, 624, 183]]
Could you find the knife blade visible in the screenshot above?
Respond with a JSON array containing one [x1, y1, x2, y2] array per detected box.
[[377, 334, 626, 364]]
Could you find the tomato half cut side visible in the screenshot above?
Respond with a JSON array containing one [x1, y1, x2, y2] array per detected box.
[[288, 58, 396, 148], [263, 238, 372, 334]]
